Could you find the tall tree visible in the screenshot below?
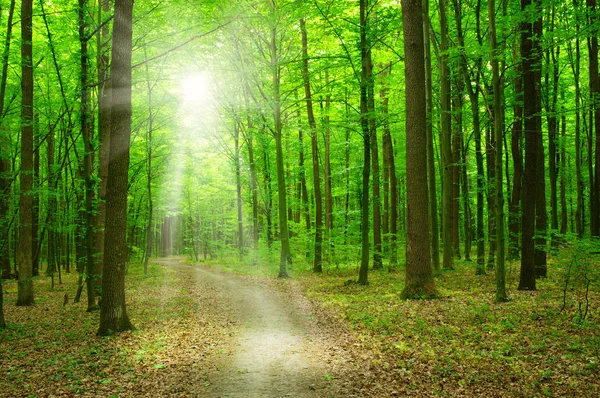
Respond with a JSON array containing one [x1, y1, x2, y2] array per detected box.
[[16, 0, 35, 306], [269, 14, 291, 278], [519, 0, 542, 291], [439, 0, 454, 270], [489, 0, 507, 301], [424, 0, 440, 272], [402, 0, 435, 298], [300, 18, 322, 273], [98, 0, 135, 335], [358, 0, 372, 285], [0, 0, 16, 281]]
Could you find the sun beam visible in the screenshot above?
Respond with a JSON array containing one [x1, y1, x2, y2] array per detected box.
[[180, 73, 212, 103]]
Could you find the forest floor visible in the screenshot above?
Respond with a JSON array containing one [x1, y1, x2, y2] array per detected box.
[[1, 253, 599, 397]]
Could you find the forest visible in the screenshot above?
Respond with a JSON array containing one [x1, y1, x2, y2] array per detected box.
[[0, 0, 599, 396]]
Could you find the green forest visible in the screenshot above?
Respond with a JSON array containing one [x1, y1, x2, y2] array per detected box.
[[1, 0, 599, 396]]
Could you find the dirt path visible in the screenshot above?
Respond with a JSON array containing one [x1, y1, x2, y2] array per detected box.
[[160, 258, 347, 398]]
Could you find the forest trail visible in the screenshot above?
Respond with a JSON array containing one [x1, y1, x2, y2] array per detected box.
[[157, 258, 343, 398]]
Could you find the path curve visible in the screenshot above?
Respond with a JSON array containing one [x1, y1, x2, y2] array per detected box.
[[161, 259, 340, 397]]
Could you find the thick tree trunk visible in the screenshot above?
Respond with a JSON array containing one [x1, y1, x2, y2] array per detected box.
[[17, 0, 34, 306], [300, 19, 322, 273], [98, 0, 135, 335], [401, 0, 435, 298], [519, 0, 541, 291]]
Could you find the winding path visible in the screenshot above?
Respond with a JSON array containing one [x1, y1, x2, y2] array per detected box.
[[164, 259, 339, 397]]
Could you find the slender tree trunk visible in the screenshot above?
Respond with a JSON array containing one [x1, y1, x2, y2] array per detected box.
[[451, 81, 461, 259], [17, 0, 34, 306], [589, 0, 600, 236], [560, 95, 568, 235], [98, 0, 135, 335], [143, 46, 154, 275], [234, 123, 244, 258], [424, 0, 440, 272], [32, 120, 39, 277], [402, 0, 435, 298], [94, 0, 111, 297], [367, 49, 382, 270], [489, 0, 507, 301], [79, 0, 98, 312], [270, 25, 291, 278], [295, 105, 311, 232], [0, 0, 15, 281], [439, 0, 454, 270], [324, 71, 333, 233], [381, 63, 397, 266], [358, 0, 371, 285], [300, 19, 322, 273], [509, 65, 523, 260], [245, 110, 259, 252]]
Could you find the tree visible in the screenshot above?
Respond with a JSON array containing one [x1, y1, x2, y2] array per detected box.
[[98, 0, 135, 335], [519, 0, 542, 291], [16, 0, 35, 306], [489, 0, 507, 302], [402, 0, 435, 299], [358, 0, 372, 285], [300, 18, 323, 273]]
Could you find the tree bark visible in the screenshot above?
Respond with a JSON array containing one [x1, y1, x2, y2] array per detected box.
[[424, 0, 440, 272], [358, 0, 371, 285], [300, 19, 322, 273], [270, 24, 291, 278], [17, 0, 34, 306], [519, 0, 541, 291], [439, 0, 454, 270], [98, 0, 135, 335], [0, 0, 15, 281], [401, 0, 435, 298], [489, 0, 507, 301]]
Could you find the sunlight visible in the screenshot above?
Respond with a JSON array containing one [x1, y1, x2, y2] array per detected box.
[[180, 73, 212, 104]]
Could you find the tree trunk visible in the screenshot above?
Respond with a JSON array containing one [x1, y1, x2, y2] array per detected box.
[[439, 0, 454, 271], [424, 0, 440, 272], [519, 0, 541, 291], [94, 0, 111, 296], [589, 0, 600, 236], [358, 0, 371, 285], [380, 63, 397, 266], [300, 19, 322, 273], [367, 48, 382, 270], [489, 0, 507, 302], [98, 0, 135, 335], [451, 82, 461, 259], [509, 65, 523, 260], [17, 0, 34, 306], [324, 71, 333, 233], [270, 25, 291, 278], [0, 0, 15, 281], [401, 0, 435, 298], [234, 123, 244, 258], [143, 45, 154, 275]]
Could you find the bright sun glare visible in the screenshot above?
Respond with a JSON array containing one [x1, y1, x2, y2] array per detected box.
[[180, 73, 211, 103]]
